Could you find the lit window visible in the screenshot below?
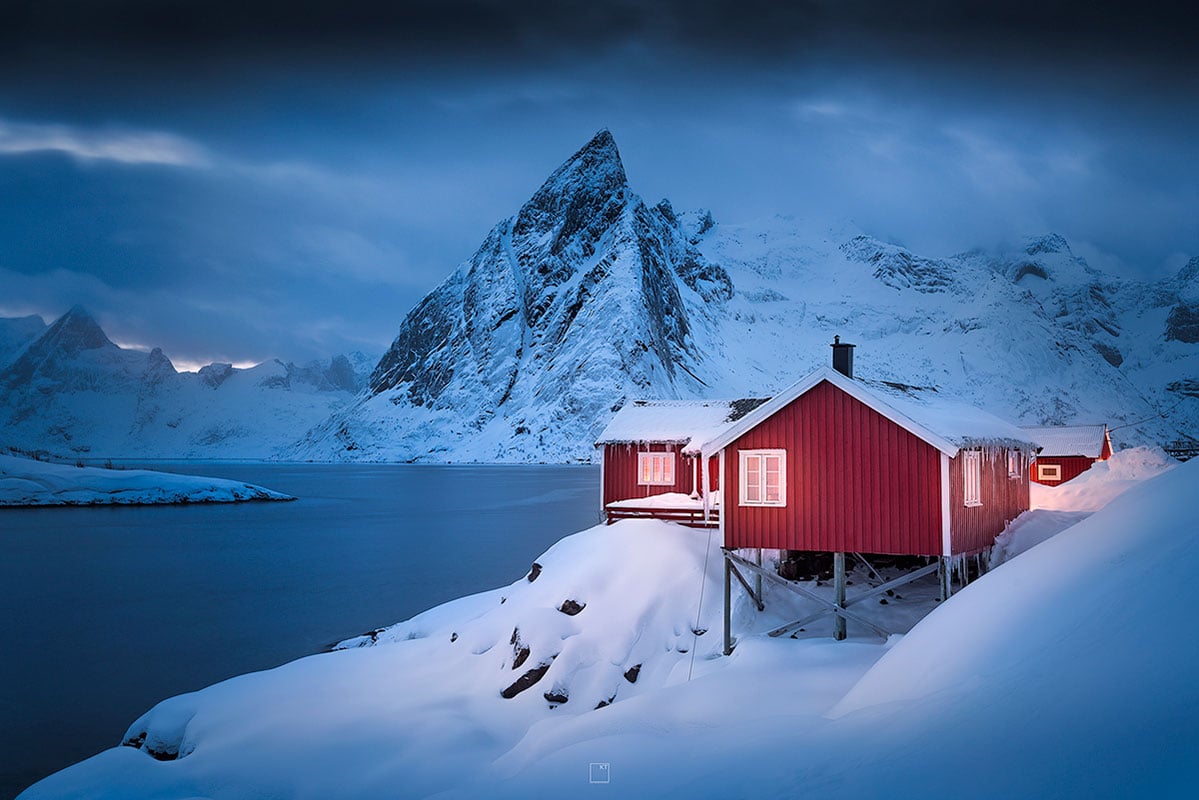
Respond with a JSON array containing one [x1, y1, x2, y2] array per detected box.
[[638, 452, 675, 486], [1037, 463, 1062, 481], [739, 449, 786, 507], [963, 450, 982, 507], [1007, 450, 1021, 479]]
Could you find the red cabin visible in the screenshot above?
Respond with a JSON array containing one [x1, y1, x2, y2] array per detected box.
[[1022, 424, 1113, 485], [701, 367, 1037, 558], [598, 355, 1036, 557], [595, 398, 767, 527]]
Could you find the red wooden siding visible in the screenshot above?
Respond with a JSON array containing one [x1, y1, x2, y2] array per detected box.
[[723, 380, 943, 556], [603, 443, 712, 506], [950, 448, 1030, 554], [1029, 456, 1095, 486]]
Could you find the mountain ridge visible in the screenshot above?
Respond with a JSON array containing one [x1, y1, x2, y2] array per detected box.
[[4, 131, 1197, 461]]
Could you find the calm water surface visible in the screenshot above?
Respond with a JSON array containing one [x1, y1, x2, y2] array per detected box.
[[0, 463, 599, 798]]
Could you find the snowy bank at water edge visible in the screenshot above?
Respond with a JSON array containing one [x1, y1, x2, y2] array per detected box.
[[20, 462, 1199, 799], [0, 454, 294, 506]]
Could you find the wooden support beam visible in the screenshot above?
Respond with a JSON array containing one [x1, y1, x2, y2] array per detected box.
[[939, 556, 951, 602], [726, 559, 765, 611], [723, 554, 733, 656], [753, 548, 763, 603], [833, 552, 847, 641], [852, 552, 885, 584], [725, 551, 891, 639], [767, 561, 939, 639]]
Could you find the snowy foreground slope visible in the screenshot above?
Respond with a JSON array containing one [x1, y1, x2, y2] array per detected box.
[[0, 454, 293, 506], [22, 458, 1199, 799]]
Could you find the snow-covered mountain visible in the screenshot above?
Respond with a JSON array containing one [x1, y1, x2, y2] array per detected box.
[[6, 132, 1195, 463], [291, 130, 730, 462], [291, 131, 1199, 462], [0, 306, 375, 459]]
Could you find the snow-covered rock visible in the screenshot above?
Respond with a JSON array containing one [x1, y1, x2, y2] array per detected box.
[[0, 453, 293, 506]]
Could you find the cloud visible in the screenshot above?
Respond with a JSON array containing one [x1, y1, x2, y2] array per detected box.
[[0, 119, 209, 167]]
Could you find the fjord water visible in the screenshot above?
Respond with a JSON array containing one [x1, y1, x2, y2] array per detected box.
[[0, 463, 599, 798]]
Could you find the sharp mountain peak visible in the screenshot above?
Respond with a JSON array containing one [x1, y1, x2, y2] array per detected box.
[[43, 305, 114, 353]]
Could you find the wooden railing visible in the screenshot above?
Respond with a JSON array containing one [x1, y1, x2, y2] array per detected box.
[[605, 506, 719, 528]]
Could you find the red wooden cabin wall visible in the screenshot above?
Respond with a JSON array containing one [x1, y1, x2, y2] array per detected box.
[[950, 448, 1030, 554], [722, 381, 943, 556], [603, 443, 717, 506], [1029, 456, 1095, 486]]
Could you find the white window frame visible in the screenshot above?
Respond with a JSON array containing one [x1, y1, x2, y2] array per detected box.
[[963, 450, 983, 507], [1037, 463, 1062, 482], [637, 451, 676, 486], [739, 449, 787, 507], [1007, 450, 1021, 479]]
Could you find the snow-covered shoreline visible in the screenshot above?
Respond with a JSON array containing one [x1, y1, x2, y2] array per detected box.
[[0, 454, 295, 507], [18, 450, 1196, 799]]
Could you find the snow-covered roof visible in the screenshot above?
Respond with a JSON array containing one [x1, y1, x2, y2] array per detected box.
[[700, 367, 1039, 458], [1021, 424, 1109, 458], [595, 398, 769, 454]]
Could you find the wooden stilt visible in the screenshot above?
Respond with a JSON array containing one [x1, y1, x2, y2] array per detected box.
[[725, 551, 890, 638], [753, 548, 763, 602], [723, 553, 733, 656], [938, 556, 951, 602], [727, 559, 765, 611], [833, 552, 847, 641]]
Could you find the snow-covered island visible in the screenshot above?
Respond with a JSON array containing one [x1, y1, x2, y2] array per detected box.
[[0, 453, 294, 507], [19, 448, 1195, 799]]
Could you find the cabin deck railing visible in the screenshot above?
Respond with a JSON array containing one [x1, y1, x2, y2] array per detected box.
[[604, 506, 719, 529]]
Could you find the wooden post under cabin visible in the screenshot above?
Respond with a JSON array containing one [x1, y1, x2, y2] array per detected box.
[[753, 548, 763, 602], [938, 557, 951, 602], [723, 554, 733, 656], [833, 551, 847, 641]]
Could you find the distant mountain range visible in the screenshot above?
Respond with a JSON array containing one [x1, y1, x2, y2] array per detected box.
[[0, 307, 374, 458], [4, 130, 1197, 461]]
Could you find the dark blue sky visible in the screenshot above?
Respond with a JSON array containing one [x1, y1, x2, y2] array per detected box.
[[1, 1, 1196, 368]]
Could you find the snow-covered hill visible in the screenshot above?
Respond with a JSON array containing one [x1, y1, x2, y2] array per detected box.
[[0, 306, 375, 459], [19, 453, 1199, 799], [291, 131, 1199, 463]]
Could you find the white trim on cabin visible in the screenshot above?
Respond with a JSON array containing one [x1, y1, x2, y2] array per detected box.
[[718, 449, 726, 545], [637, 451, 676, 486], [940, 452, 952, 557], [963, 450, 982, 507], [700, 367, 961, 459], [1037, 463, 1062, 481], [738, 449, 787, 507], [598, 444, 605, 518]]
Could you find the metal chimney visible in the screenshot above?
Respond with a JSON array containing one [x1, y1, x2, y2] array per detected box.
[[831, 335, 855, 378]]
